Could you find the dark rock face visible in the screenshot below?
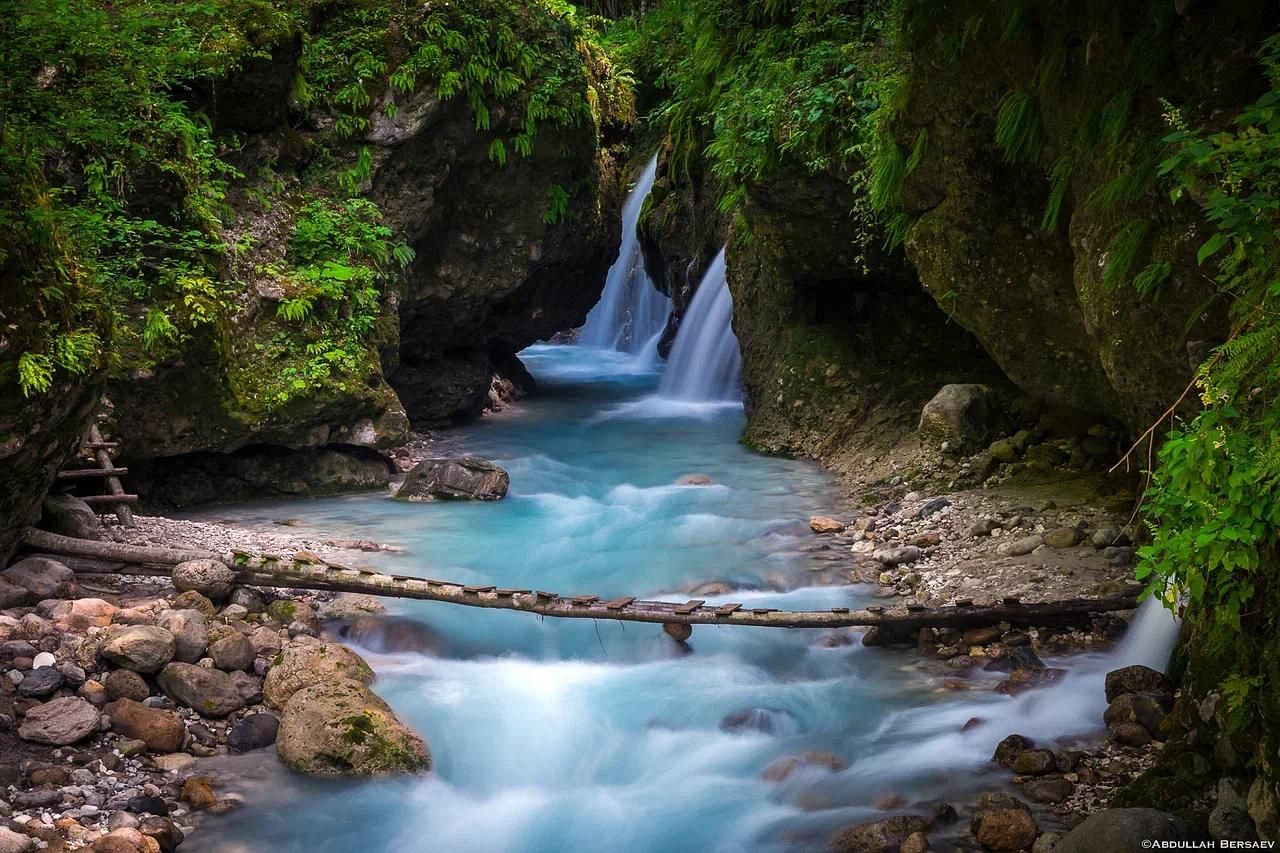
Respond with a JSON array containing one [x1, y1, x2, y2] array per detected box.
[[1055, 808, 1205, 853], [395, 457, 510, 502], [38, 494, 101, 540]]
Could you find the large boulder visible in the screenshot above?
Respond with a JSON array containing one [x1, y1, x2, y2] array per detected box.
[[828, 815, 930, 852], [105, 699, 185, 753], [208, 633, 254, 672], [1055, 808, 1205, 853], [17, 696, 102, 745], [2, 557, 77, 600], [48, 598, 118, 631], [263, 642, 374, 709], [171, 560, 235, 602], [39, 494, 101, 540], [394, 457, 509, 502], [342, 617, 443, 655], [156, 609, 208, 663], [156, 662, 245, 717], [917, 384, 1003, 453], [969, 792, 1038, 851], [276, 678, 428, 775], [1105, 665, 1174, 704], [101, 626, 176, 674]]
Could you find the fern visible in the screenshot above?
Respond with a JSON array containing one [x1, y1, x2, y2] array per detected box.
[[541, 184, 570, 224], [1102, 220, 1149, 291], [143, 308, 179, 351], [17, 353, 54, 397], [994, 90, 1043, 163], [1040, 157, 1072, 231]]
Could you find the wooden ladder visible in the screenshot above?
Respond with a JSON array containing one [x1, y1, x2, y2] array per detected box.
[[56, 425, 137, 527]]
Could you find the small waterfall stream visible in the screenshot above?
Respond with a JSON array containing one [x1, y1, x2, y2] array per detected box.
[[657, 248, 743, 402], [578, 155, 671, 356]]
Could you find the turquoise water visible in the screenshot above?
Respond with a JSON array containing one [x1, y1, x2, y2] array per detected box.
[[187, 344, 1153, 853]]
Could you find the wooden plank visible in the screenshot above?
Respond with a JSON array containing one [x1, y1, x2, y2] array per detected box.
[[87, 426, 134, 527], [83, 441, 119, 450], [605, 597, 635, 611], [463, 585, 496, 594], [715, 603, 742, 616], [57, 467, 130, 480], [830, 607, 850, 614], [79, 494, 139, 505], [571, 595, 599, 606], [674, 599, 705, 615]]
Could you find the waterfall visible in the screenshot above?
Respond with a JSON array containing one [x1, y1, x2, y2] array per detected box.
[[1112, 596, 1182, 673], [657, 249, 743, 402], [578, 156, 671, 355]]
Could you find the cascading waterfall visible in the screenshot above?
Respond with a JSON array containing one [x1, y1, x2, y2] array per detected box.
[[657, 248, 742, 402], [1112, 595, 1182, 673], [578, 155, 671, 355]]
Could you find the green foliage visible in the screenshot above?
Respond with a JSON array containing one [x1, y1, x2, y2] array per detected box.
[[994, 90, 1043, 164]]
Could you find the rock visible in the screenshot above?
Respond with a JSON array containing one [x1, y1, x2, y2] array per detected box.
[[970, 794, 1038, 851], [39, 494, 101, 540], [101, 626, 176, 674], [916, 497, 950, 518], [719, 707, 797, 735], [968, 517, 1000, 537], [962, 626, 1002, 646], [1010, 749, 1057, 776], [181, 777, 217, 810], [1104, 693, 1169, 738], [263, 642, 374, 709], [1249, 777, 1279, 842], [828, 815, 930, 852], [343, 616, 441, 655], [228, 587, 266, 613], [1043, 527, 1083, 548], [2, 557, 77, 600], [988, 438, 1019, 463], [1055, 808, 1205, 852], [18, 667, 64, 697], [0, 578, 29, 608], [810, 516, 845, 534], [319, 594, 387, 621], [17, 696, 101, 745], [249, 626, 286, 657], [676, 474, 713, 485], [156, 662, 245, 717], [137, 816, 183, 853], [150, 754, 195, 774], [171, 559, 236, 602], [760, 751, 845, 781], [900, 831, 929, 853], [228, 670, 264, 705], [663, 622, 692, 643], [394, 457, 509, 501], [690, 581, 735, 597], [92, 827, 161, 853], [0, 827, 34, 853], [1103, 545, 1135, 565], [1209, 777, 1256, 842], [51, 597, 119, 632], [31, 651, 55, 668], [265, 599, 318, 632], [156, 609, 208, 663], [228, 713, 280, 753], [992, 734, 1035, 768], [1024, 777, 1074, 803], [207, 633, 254, 671], [170, 590, 215, 618], [984, 646, 1045, 673], [1091, 527, 1122, 548], [873, 546, 921, 567], [1001, 535, 1043, 557], [1105, 665, 1173, 704], [918, 384, 1002, 453], [105, 669, 151, 702], [277, 678, 429, 775], [1109, 721, 1152, 747], [105, 699, 184, 753]]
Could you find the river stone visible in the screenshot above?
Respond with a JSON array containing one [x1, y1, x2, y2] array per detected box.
[[1009, 749, 1057, 776], [395, 457, 509, 501], [228, 713, 280, 753], [101, 626, 175, 674], [92, 827, 161, 853], [1001, 534, 1043, 557], [171, 591, 215, 618], [761, 751, 845, 782], [50, 597, 118, 631], [157, 662, 244, 717], [1104, 693, 1169, 737], [1110, 722, 1152, 747], [137, 816, 184, 853], [156, 609, 208, 663], [105, 669, 151, 702], [1105, 665, 1173, 704], [828, 815, 930, 852], [918, 384, 1002, 453], [39, 493, 101, 540], [105, 699, 185, 753], [171, 560, 236, 602], [0, 578, 29, 608], [1055, 808, 1204, 852], [277, 678, 429, 776], [263, 642, 374, 709], [1024, 777, 1075, 804], [343, 616, 442, 655], [319, 593, 387, 621], [970, 793, 1037, 851], [0, 827, 34, 853], [873, 546, 921, 567], [2, 557, 77, 600], [809, 515, 845, 534], [18, 666, 64, 697], [18, 696, 101, 745], [208, 633, 254, 672], [1043, 526, 1083, 548], [228, 587, 265, 613], [993, 734, 1035, 768], [229, 670, 264, 705], [266, 599, 318, 632]]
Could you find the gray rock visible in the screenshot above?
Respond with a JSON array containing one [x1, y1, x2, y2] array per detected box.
[[968, 517, 1000, 537], [39, 494, 101, 540], [208, 633, 254, 672], [228, 587, 266, 613], [873, 546, 921, 567], [1091, 526, 1122, 548], [1055, 808, 1206, 853], [263, 642, 374, 709], [171, 559, 236, 602], [17, 696, 101, 745], [1249, 776, 1279, 842], [1210, 778, 1257, 842], [105, 669, 151, 702], [101, 626, 176, 674], [1043, 526, 1083, 548], [1105, 665, 1173, 704], [1104, 693, 1169, 738], [828, 815, 930, 852], [1002, 535, 1044, 557], [2, 557, 77, 600], [0, 578, 29, 608], [918, 384, 1003, 454], [916, 497, 950, 518], [157, 662, 245, 717], [1104, 545, 1136, 565], [342, 616, 442, 655], [17, 666, 63, 697], [157, 609, 209, 663], [0, 826, 34, 853], [228, 713, 280, 753], [228, 670, 264, 705], [395, 457, 509, 501], [277, 678, 428, 775]]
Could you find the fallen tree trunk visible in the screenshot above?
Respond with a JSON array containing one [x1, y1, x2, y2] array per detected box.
[[23, 528, 1143, 632]]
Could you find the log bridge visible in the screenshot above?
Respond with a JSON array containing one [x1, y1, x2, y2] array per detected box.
[[21, 528, 1142, 636]]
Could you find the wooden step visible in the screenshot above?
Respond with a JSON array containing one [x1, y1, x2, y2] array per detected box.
[[83, 441, 119, 450], [674, 599, 705, 615], [57, 467, 129, 480], [79, 494, 139, 505]]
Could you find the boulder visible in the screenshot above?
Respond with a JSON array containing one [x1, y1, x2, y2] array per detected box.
[[137, 816, 183, 853], [809, 516, 845, 534], [157, 662, 245, 717], [992, 734, 1035, 769], [208, 633, 254, 672], [229, 670, 264, 705], [342, 617, 442, 655], [228, 587, 266, 613], [156, 609, 208, 663], [101, 627, 176, 674], [276, 678, 429, 775], [0, 578, 29, 608], [0, 827, 34, 853], [873, 546, 921, 567], [970, 793, 1038, 851], [828, 815, 930, 852], [171, 560, 236, 602], [265, 599, 318, 632], [1104, 693, 1170, 738], [1109, 722, 1153, 747], [1054, 808, 1205, 853], [263, 642, 374, 709], [1043, 527, 1083, 548], [91, 827, 161, 853], [105, 699, 185, 753], [394, 457, 509, 501], [761, 751, 846, 782], [1009, 749, 1057, 776], [49, 598, 118, 631], [319, 593, 387, 621], [1105, 665, 1173, 704], [918, 384, 1002, 453], [18, 667, 64, 697], [39, 494, 101, 540], [17, 696, 101, 745], [105, 669, 151, 702], [1249, 777, 1279, 842], [228, 713, 280, 753], [1001, 535, 1043, 557], [2, 557, 77, 600], [170, 590, 215, 618]]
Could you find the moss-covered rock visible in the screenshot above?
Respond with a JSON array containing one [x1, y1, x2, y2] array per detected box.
[[263, 642, 375, 709], [276, 678, 429, 776]]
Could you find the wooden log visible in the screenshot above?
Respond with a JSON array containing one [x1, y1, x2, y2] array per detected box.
[[56, 467, 130, 480], [79, 494, 140, 505], [87, 426, 134, 527], [22, 528, 220, 565]]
